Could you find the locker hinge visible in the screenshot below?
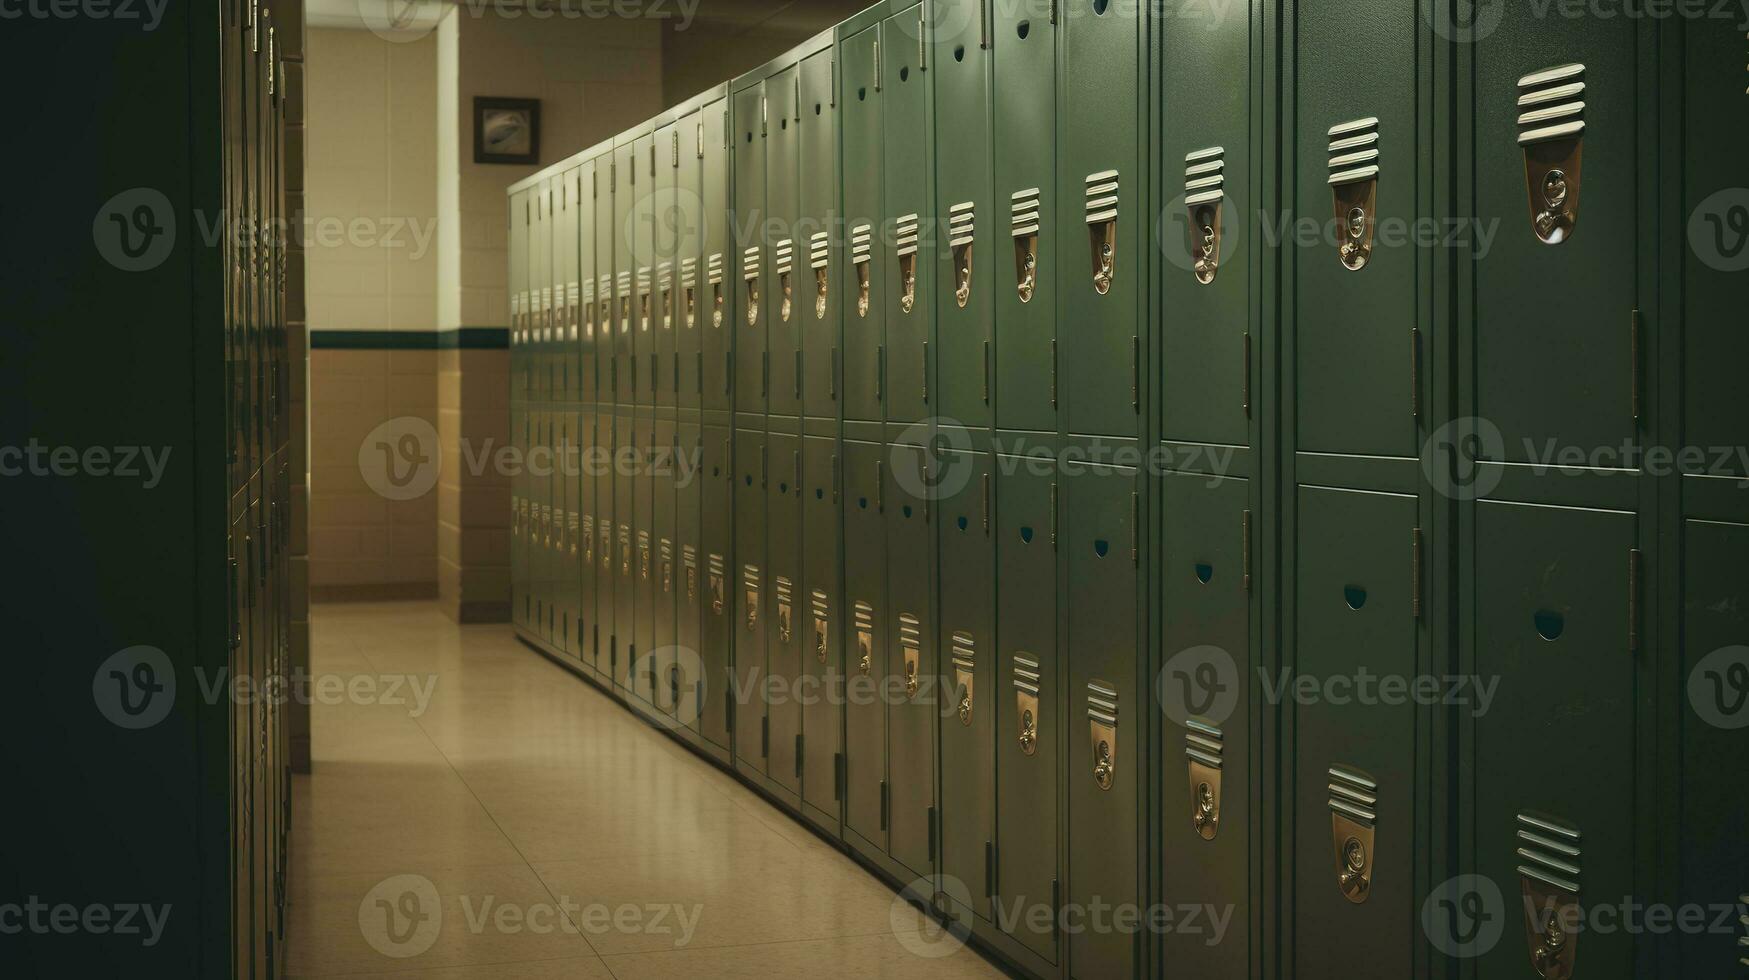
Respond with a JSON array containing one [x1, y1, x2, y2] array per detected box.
[[922, 342, 929, 402], [610, 162, 616, 192], [794, 449, 802, 492], [795, 733, 803, 778], [725, 350, 733, 394], [830, 58, 837, 107], [761, 96, 768, 136], [724, 688, 734, 729], [697, 121, 704, 158], [671, 130, 679, 167], [880, 780, 889, 830], [981, 473, 990, 533], [1050, 339, 1058, 407], [1628, 548, 1641, 651], [874, 37, 882, 91], [592, 169, 597, 198], [1629, 308, 1641, 423], [762, 444, 768, 488], [1411, 526, 1423, 619], [649, 142, 656, 176], [979, 0, 990, 48], [1242, 509, 1252, 592], [1242, 332, 1252, 417], [1131, 336, 1140, 411], [1410, 326, 1421, 420], [697, 351, 704, 392], [794, 74, 801, 120], [723, 108, 730, 148], [1131, 492, 1139, 564], [761, 716, 770, 757], [1049, 0, 1058, 23], [1050, 482, 1059, 548], [917, 11, 927, 70]]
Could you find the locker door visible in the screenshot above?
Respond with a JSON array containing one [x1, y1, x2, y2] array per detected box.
[[1473, 502, 1638, 980], [510, 189, 529, 628], [1474, 15, 1642, 464], [767, 429, 804, 794], [886, 441, 936, 876], [633, 414, 657, 705], [651, 418, 678, 707], [734, 426, 768, 772], [655, 122, 680, 413], [613, 141, 637, 404], [939, 448, 994, 921], [799, 50, 840, 422], [633, 130, 657, 410], [580, 159, 599, 407], [557, 167, 580, 410], [699, 426, 735, 749], [1292, 487, 1419, 979], [843, 439, 889, 847], [839, 26, 885, 424], [1159, 472, 1250, 976], [880, 10, 933, 424], [579, 410, 598, 676], [1065, 463, 1138, 980], [1292, 0, 1419, 458], [676, 111, 703, 412], [733, 84, 769, 415], [595, 411, 615, 671], [557, 410, 576, 656], [1678, 519, 1749, 976], [673, 422, 704, 728], [994, 458, 1058, 962], [1160, 8, 1250, 448], [613, 413, 636, 691], [533, 409, 551, 641], [595, 151, 617, 412], [992, 0, 1055, 434], [768, 65, 803, 418], [1057, 0, 1141, 439], [800, 434, 842, 818], [700, 99, 733, 413], [933, 0, 992, 430]]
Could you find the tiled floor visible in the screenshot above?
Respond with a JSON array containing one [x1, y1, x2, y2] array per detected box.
[[288, 601, 1007, 978]]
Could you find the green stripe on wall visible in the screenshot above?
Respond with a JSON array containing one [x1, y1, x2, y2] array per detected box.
[[310, 328, 508, 350]]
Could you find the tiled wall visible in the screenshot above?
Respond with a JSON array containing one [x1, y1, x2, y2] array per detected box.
[[437, 347, 511, 622]]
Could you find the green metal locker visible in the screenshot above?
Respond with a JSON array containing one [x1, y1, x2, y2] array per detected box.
[[767, 428, 805, 797], [581, 156, 600, 408], [768, 62, 803, 419], [656, 120, 680, 413], [838, 25, 885, 424], [735, 426, 769, 772], [800, 434, 842, 825], [595, 411, 615, 674], [1291, 486, 1422, 979], [886, 440, 935, 877], [939, 447, 995, 922], [701, 98, 733, 414], [842, 438, 889, 851], [613, 137, 638, 405], [652, 417, 678, 705], [676, 110, 704, 412], [1159, 470, 1251, 977], [614, 412, 637, 691], [674, 422, 705, 726], [733, 83, 769, 415], [932, 0, 992, 430], [634, 128, 657, 411], [1056, 0, 1142, 440], [991, 0, 1055, 435], [880, 7, 932, 424], [533, 178, 554, 641], [700, 426, 736, 751], [510, 187, 530, 628], [799, 49, 840, 422], [634, 412, 657, 705], [557, 168, 581, 657], [1064, 463, 1139, 979]]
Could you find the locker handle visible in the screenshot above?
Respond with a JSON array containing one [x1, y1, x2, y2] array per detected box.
[[922, 342, 929, 403], [1049, 482, 1058, 548], [1629, 308, 1641, 424], [1130, 492, 1138, 565], [1411, 527, 1423, 619], [1627, 548, 1641, 651], [1242, 332, 1252, 418], [982, 340, 990, 404], [1130, 336, 1139, 411], [981, 473, 989, 533], [1050, 339, 1058, 408], [1242, 509, 1252, 593], [1410, 327, 1421, 420]]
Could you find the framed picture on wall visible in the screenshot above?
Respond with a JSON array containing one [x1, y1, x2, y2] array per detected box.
[[473, 97, 540, 165]]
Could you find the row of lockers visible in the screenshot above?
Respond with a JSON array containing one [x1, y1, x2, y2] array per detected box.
[[508, 1, 1745, 978]]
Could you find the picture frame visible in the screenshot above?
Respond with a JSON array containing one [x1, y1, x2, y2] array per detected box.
[[473, 97, 540, 165]]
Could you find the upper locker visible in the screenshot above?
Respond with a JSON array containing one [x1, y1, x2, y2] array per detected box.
[[655, 117, 680, 414], [675, 109, 704, 413], [612, 135, 639, 406], [1463, 12, 1653, 980], [579, 157, 599, 410], [700, 99, 732, 415], [633, 127, 658, 411], [933, 0, 992, 431], [733, 81, 769, 417], [992, 0, 1055, 436], [767, 60, 803, 419], [556, 165, 581, 657], [1057, 0, 1143, 440], [798, 49, 840, 422], [839, 22, 885, 424], [881, 3, 933, 426]]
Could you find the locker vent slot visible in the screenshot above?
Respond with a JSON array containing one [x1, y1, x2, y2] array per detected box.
[[1083, 170, 1120, 224], [1516, 63, 1586, 145], [899, 612, 923, 697], [1515, 812, 1582, 893], [774, 576, 794, 644], [1184, 719, 1223, 769], [682, 544, 698, 600], [657, 263, 674, 328], [950, 632, 976, 726], [1010, 188, 1042, 236], [1326, 117, 1380, 185], [659, 538, 673, 592], [853, 600, 876, 675], [895, 214, 920, 313], [809, 232, 831, 269], [637, 529, 652, 580], [852, 224, 874, 264], [895, 215, 921, 257], [811, 589, 830, 664], [708, 552, 727, 613], [775, 239, 795, 322], [1326, 766, 1377, 825], [743, 246, 762, 279], [681, 257, 698, 288], [774, 239, 795, 275], [949, 203, 976, 247], [742, 564, 761, 631], [1011, 188, 1041, 304], [707, 252, 725, 285], [1183, 146, 1225, 204]]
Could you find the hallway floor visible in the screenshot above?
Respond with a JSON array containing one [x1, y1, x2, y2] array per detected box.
[[288, 602, 1007, 978]]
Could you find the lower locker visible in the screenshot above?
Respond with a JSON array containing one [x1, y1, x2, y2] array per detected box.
[[939, 448, 995, 922], [886, 441, 935, 879], [1065, 464, 1139, 980], [650, 418, 677, 710], [995, 459, 1060, 964], [559, 410, 578, 657], [843, 439, 888, 851], [673, 423, 703, 728], [632, 414, 657, 705], [578, 409, 598, 677], [529, 409, 547, 639], [1678, 516, 1749, 976], [699, 427, 735, 750], [511, 400, 527, 628], [1159, 470, 1250, 976], [593, 411, 614, 675], [767, 428, 803, 797], [800, 435, 842, 821], [613, 413, 636, 691], [1292, 486, 1420, 979], [734, 426, 768, 773], [1472, 500, 1638, 980]]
